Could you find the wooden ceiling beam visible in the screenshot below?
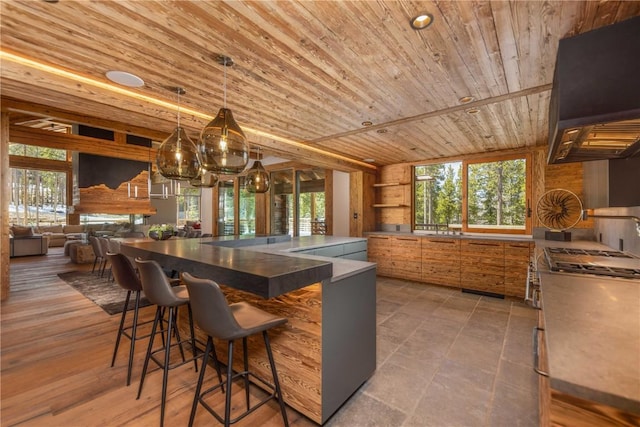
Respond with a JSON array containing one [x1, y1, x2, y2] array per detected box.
[[2, 97, 169, 141], [9, 125, 156, 162], [307, 84, 553, 144]]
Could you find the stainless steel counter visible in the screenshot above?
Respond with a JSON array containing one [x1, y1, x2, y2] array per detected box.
[[535, 239, 640, 415]]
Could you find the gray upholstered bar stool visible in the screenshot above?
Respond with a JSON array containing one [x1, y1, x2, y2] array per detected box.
[[107, 252, 153, 386], [88, 236, 105, 275], [182, 273, 289, 427], [135, 259, 200, 427]]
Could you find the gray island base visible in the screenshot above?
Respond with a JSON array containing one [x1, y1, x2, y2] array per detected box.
[[119, 235, 376, 424]]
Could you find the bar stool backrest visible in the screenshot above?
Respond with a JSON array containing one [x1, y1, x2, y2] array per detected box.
[[98, 237, 111, 257], [135, 259, 185, 307], [107, 238, 121, 254], [181, 273, 244, 341], [108, 252, 142, 292], [89, 236, 103, 257]]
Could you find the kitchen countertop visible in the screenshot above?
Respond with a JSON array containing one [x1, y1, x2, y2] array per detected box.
[[535, 239, 640, 415], [119, 235, 375, 298], [234, 235, 374, 282]]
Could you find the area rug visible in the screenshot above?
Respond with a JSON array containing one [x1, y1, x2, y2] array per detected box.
[[57, 271, 151, 315]]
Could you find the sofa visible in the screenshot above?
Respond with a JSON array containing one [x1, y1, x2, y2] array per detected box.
[[9, 226, 49, 257], [36, 224, 86, 247]]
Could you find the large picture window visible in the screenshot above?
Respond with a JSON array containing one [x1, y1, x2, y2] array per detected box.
[[414, 154, 530, 234]]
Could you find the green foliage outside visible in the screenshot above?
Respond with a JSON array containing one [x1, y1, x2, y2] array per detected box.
[[9, 144, 68, 226], [415, 158, 526, 229], [468, 159, 526, 227], [415, 162, 462, 226]]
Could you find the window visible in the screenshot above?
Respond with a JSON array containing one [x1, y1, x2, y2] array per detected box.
[[466, 157, 527, 230], [238, 177, 256, 235], [9, 143, 67, 160], [176, 187, 201, 227], [414, 162, 462, 230], [297, 169, 325, 236], [218, 180, 235, 236], [9, 168, 68, 226], [271, 170, 294, 236], [414, 154, 530, 234]]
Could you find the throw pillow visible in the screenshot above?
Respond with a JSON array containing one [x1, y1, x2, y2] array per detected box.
[[11, 225, 34, 237]]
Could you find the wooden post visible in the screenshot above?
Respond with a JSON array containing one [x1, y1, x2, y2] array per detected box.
[[1, 112, 11, 300]]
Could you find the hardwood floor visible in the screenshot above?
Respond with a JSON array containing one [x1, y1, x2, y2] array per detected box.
[[3, 247, 539, 426], [2, 248, 314, 426]]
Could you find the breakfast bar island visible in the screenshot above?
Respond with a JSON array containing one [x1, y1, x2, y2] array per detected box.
[[119, 235, 377, 424]]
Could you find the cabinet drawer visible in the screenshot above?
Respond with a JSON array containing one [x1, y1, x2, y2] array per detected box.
[[421, 237, 460, 251], [343, 240, 367, 255], [461, 239, 505, 257], [315, 245, 344, 257], [504, 241, 531, 259]]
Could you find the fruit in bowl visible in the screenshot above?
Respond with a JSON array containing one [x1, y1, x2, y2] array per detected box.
[[148, 224, 174, 241]]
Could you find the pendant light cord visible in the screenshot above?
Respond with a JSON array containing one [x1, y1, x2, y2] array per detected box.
[[223, 57, 227, 108], [177, 88, 181, 128]]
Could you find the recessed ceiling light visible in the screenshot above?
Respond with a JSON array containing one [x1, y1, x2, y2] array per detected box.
[[459, 96, 475, 104], [362, 121, 373, 127], [465, 108, 480, 115], [105, 70, 144, 87], [410, 13, 434, 30], [377, 129, 388, 134], [363, 158, 375, 163]]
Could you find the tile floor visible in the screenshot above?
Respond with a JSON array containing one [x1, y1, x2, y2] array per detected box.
[[325, 277, 539, 427]]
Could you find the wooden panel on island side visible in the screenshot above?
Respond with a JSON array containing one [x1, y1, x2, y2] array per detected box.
[[504, 241, 532, 298], [179, 282, 323, 423], [367, 235, 392, 276], [390, 236, 422, 281], [461, 239, 505, 295], [421, 237, 461, 287]]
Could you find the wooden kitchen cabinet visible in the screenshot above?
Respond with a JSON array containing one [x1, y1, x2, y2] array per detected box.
[[504, 241, 532, 298], [460, 239, 505, 295], [421, 237, 461, 287], [367, 235, 392, 276], [390, 236, 422, 281]]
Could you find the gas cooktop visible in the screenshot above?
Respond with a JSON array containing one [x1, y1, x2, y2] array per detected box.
[[544, 247, 640, 279]]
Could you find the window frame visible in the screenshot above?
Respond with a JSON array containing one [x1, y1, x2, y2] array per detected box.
[[413, 152, 532, 235]]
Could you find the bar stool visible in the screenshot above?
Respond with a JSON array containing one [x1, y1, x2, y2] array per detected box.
[[181, 272, 289, 427], [135, 259, 200, 427], [88, 236, 105, 275], [107, 252, 154, 386]]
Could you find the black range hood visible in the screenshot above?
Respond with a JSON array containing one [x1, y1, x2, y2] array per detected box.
[[548, 16, 640, 164]]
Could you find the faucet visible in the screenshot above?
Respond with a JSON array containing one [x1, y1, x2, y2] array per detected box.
[[582, 210, 640, 237]]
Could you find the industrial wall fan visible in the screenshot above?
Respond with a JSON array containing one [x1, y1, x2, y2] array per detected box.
[[536, 189, 583, 241]]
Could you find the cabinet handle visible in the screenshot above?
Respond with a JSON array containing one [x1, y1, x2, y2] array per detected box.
[[369, 236, 389, 240], [428, 240, 454, 244], [468, 242, 500, 247], [532, 327, 549, 377], [396, 238, 418, 241]]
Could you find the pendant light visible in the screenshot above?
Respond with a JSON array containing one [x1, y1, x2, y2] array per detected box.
[[245, 147, 270, 193], [190, 167, 219, 188], [156, 87, 200, 180], [199, 55, 249, 175]]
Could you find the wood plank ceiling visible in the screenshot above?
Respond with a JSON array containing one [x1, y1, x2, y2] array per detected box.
[[1, 1, 639, 172]]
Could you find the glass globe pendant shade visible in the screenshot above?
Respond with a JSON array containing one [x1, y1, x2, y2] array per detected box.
[[156, 126, 200, 180], [199, 107, 249, 175], [190, 167, 219, 188], [245, 160, 270, 193]]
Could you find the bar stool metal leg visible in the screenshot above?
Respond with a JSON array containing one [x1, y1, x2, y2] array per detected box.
[[264, 330, 289, 426]]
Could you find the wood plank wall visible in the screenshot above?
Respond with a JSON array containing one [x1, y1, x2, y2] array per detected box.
[[1, 113, 10, 300]]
